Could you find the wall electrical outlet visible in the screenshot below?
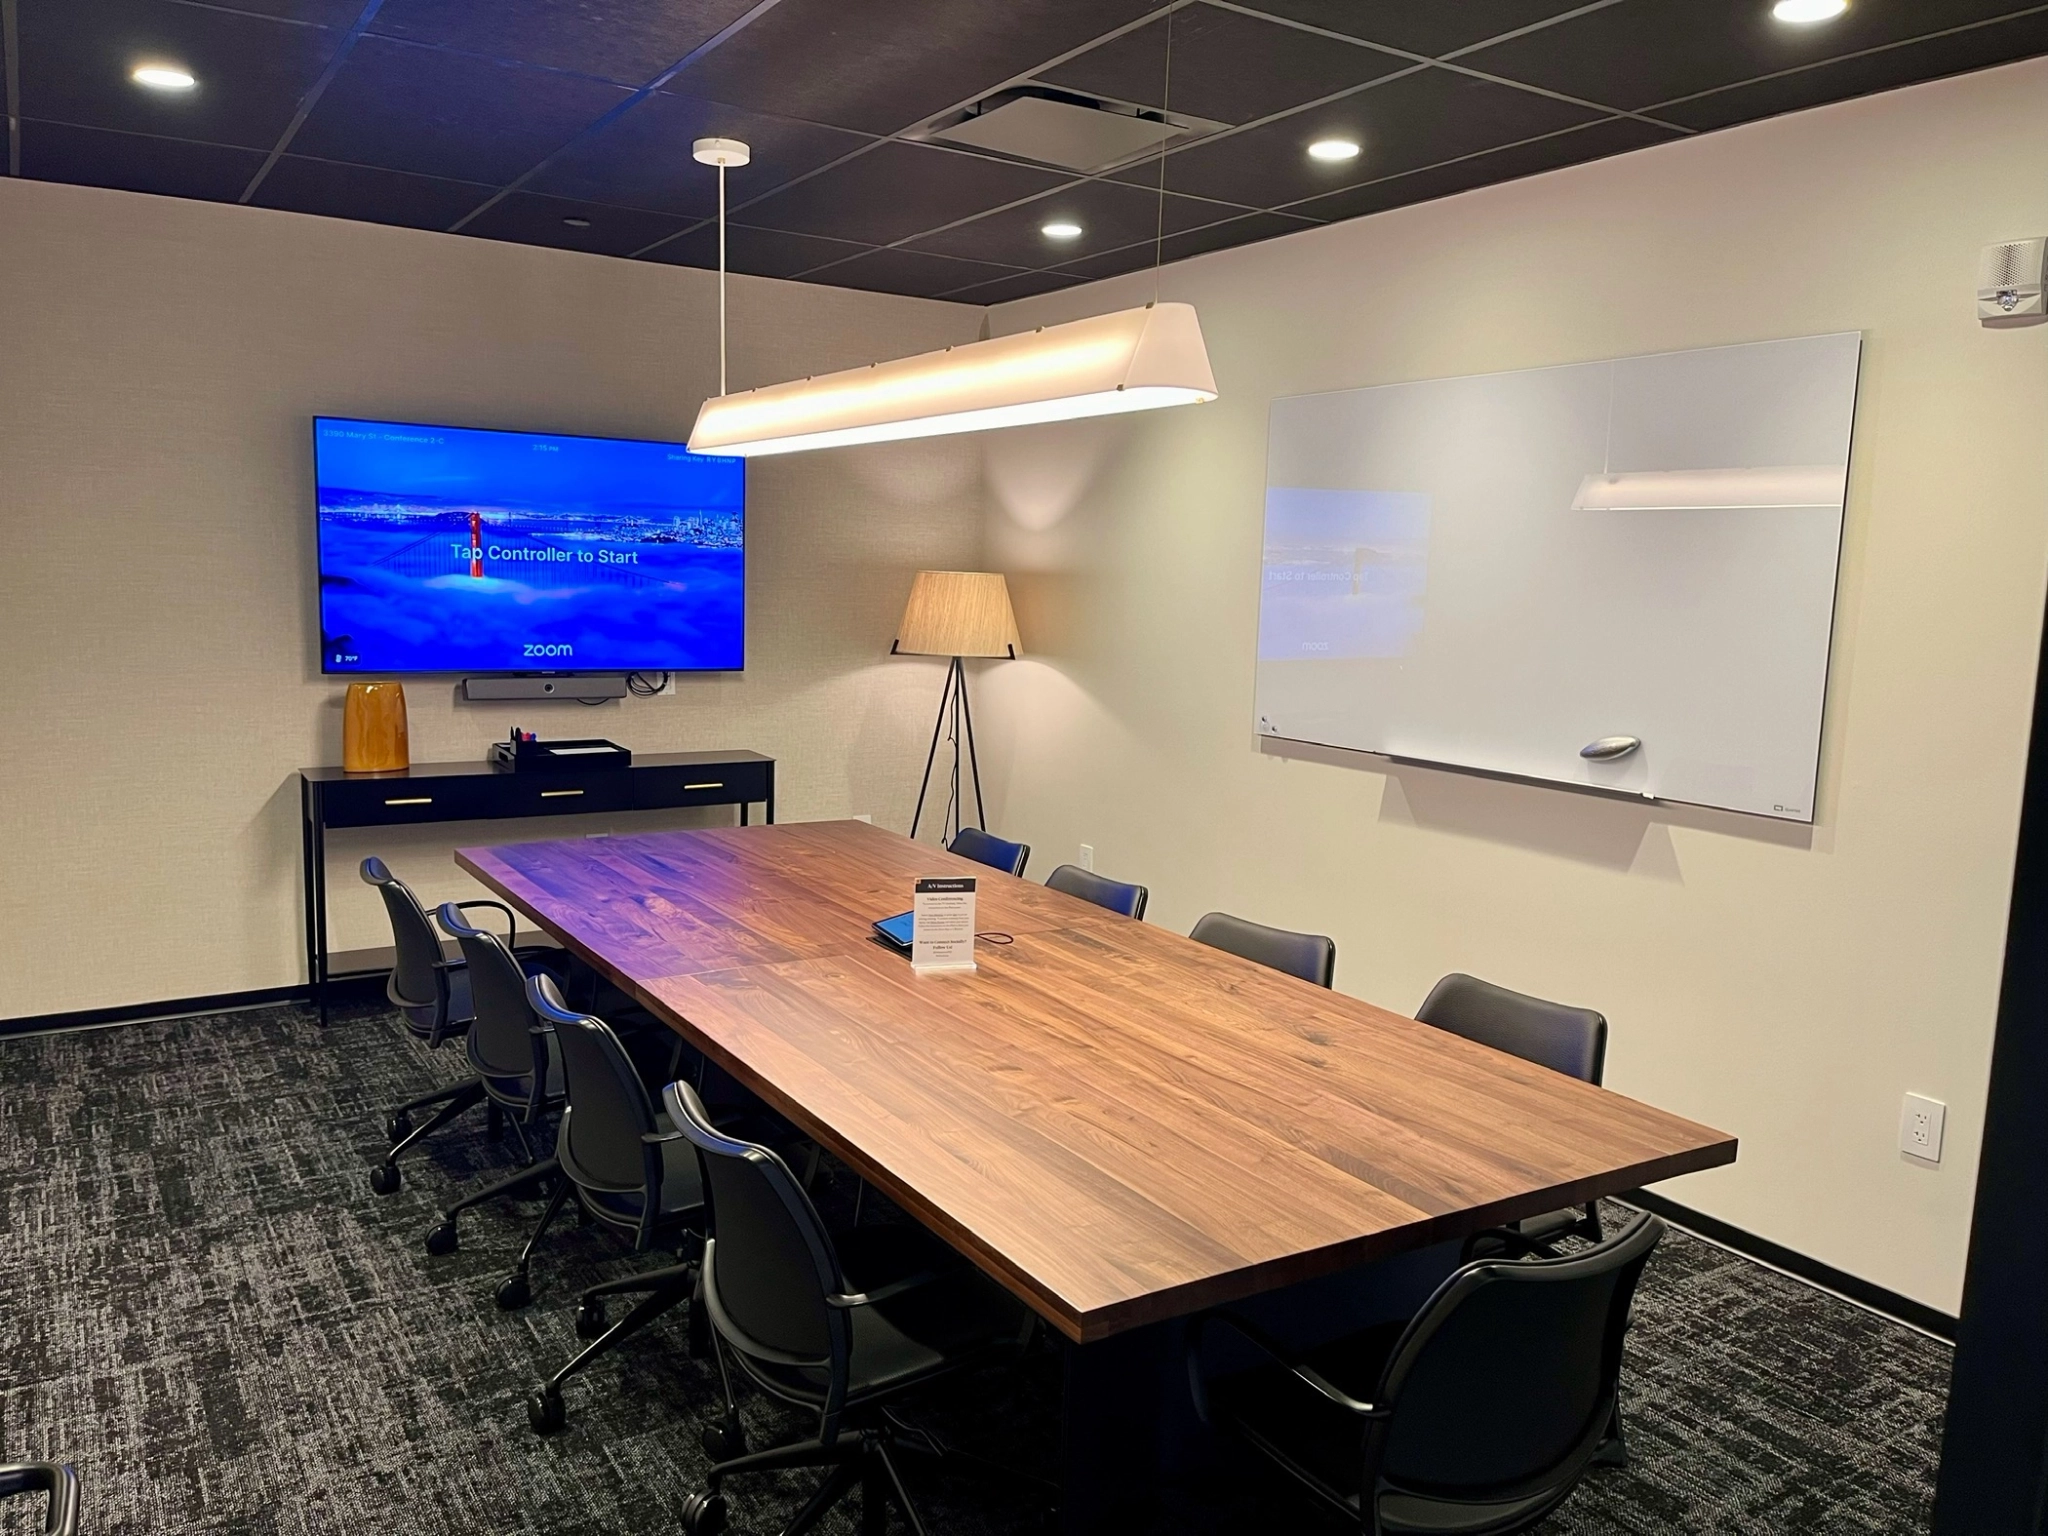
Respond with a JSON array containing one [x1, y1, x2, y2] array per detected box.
[[1899, 1093, 1946, 1164], [1079, 843, 1095, 871], [853, 813, 873, 824]]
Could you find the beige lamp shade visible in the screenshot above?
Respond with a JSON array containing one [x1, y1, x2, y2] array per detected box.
[[894, 571, 1020, 659]]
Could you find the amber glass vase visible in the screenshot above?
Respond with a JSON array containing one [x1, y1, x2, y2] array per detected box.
[[342, 682, 410, 773]]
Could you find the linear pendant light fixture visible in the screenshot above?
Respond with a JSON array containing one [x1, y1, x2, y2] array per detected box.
[[683, 9, 1216, 458], [689, 303, 1216, 456]]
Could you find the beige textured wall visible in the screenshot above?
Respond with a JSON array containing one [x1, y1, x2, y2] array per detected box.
[[976, 58, 2048, 1313], [0, 177, 982, 1015]]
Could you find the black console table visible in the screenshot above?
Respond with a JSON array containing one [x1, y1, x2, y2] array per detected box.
[[299, 750, 774, 1024]]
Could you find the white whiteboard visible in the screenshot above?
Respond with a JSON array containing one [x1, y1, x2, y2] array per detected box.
[[1254, 333, 1863, 822]]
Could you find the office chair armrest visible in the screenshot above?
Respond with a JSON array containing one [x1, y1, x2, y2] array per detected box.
[[827, 1271, 942, 1309], [453, 899, 520, 951], [0, 1462, 82, 1536], [1189, 1312, 1382, 1418]]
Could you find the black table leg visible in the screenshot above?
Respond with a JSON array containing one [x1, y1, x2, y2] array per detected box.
[[1060, 1321, 1202, 1536]]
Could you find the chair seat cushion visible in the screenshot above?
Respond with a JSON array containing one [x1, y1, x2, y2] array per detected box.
[[1210, 1320, 1404, 1511], [579, 1116, 705, 1222], [736, 1225, 1027, 1407], [401, 967, 470, 1042], [482, 1029, 565, 1107]]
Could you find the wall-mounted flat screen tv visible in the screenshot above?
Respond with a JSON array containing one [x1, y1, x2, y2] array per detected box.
[[315, 416, 744, 674]]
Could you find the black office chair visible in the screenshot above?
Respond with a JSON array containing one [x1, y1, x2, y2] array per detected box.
[[362, 856, 517, 1194], [1190, 1213, 1664, 1535], [0, 1461, 81, 1536], [1417, 973, 1609, 1256], [1190, 911, 1336, 988], [417, 904, 570, 1258], [1045, 863, 1148, 919], [519, 975, 709, 1434], [948, 826, 1030, 878], [664, 1078, 1033, 1536]]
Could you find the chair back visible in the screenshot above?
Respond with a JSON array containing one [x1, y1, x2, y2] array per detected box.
[[1045, 864, 1148, 919], [665, 1079, 848, 1380], [436, 904, 542, 1085], [526, 975, 660, 1194], [1416, 973, 1607, 1085], [949, 826, 1030, 878], [1190, 911, 1335, 988], [1364, 1214, 1662, 1518], [360, 857, 455, 1041]]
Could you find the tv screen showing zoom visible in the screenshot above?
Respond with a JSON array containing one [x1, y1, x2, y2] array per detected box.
[[314, 417, 745, 675]]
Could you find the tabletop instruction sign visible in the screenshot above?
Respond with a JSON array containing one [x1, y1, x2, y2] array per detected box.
[[912, 876, 977, 972]]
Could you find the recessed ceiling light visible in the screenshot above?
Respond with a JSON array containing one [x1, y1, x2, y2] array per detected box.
[[1307, 138, 1360, 163], [1771, 0, 1847, 22], [131, 63, 196, 91], [561, 216, 592, 229], [1041, 220, 1083, 240]]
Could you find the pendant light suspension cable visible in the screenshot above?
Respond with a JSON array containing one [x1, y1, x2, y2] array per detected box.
[[1153, 2, 1175, 303], [693, 137, 751, 399]]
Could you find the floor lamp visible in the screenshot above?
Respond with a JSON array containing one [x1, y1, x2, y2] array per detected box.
[[893, 571, 1019, 842]]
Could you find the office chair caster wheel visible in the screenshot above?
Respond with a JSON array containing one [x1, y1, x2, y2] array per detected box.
[[385, 1113, 412, 1144], [680, 1491, 727, 1535], [424, 1221, 459, 1257], [574, 1300, 607, 1340], [495, 1273, 532, 1311], [701, 1421, 745, 1461], [527, 1386, 565, 1435], [369, 1163, 402, 1195]]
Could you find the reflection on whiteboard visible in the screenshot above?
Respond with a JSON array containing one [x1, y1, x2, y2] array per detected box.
[[1254, 333, 1863, 823]]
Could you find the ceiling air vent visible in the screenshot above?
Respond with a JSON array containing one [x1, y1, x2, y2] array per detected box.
[[927, 89, 1216, 174]]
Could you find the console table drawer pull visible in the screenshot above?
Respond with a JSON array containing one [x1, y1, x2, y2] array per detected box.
[[384, 796, 433, 806], [685, 781, 724, 790], [540, 788, 585, 798]]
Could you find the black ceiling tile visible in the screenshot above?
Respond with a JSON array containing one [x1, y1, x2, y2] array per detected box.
[[1231, 0, 1597, 57], [1036, 4, 1409, 126], [1112, 66, 1600, 207], [1047, 209, 1314, 281], [18, 118, 267, 200], [906, 181, 1251, 267], [253, 154, 494, 227], [664, 0, 1162, 135], [641, 221, 873, 278], [939, 269, 1088, 304], [164, 0, 366, 26], [1462, 0, 2034, 113], [1657, 10, 2048, 131], [1284, 114, 1682, 222], [530, 92, 871, 218], [290, 35, 632, 184], [736, 139, 1068, 246], [17, 0, 340, 149], [805, 246, 1025, 298], [364, 0, 766, 86], [462, 189, 691, 253]]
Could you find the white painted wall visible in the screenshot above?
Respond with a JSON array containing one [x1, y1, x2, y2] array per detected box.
[[0, 177, 982, 1015], [975, 58, 2048, 1313]]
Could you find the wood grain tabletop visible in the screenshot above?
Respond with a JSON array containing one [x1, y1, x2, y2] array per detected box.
[[458, 820, 1735, 1342]]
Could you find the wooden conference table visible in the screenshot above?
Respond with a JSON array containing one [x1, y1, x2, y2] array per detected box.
[[457, 819, 1736, 1528]]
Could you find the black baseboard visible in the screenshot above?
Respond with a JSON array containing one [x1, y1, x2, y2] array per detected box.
[[0, 978, 383, 1038], [1626, 1189, 1956, 1341]]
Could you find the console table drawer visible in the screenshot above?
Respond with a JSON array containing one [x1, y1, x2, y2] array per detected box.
[[494, 774, 631, 818], [634, 761, 772, 811], [320, 778, 493, 828]]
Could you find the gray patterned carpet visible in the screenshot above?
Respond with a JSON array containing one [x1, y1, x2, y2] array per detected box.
[[0, 1003, 1948, 1534]]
